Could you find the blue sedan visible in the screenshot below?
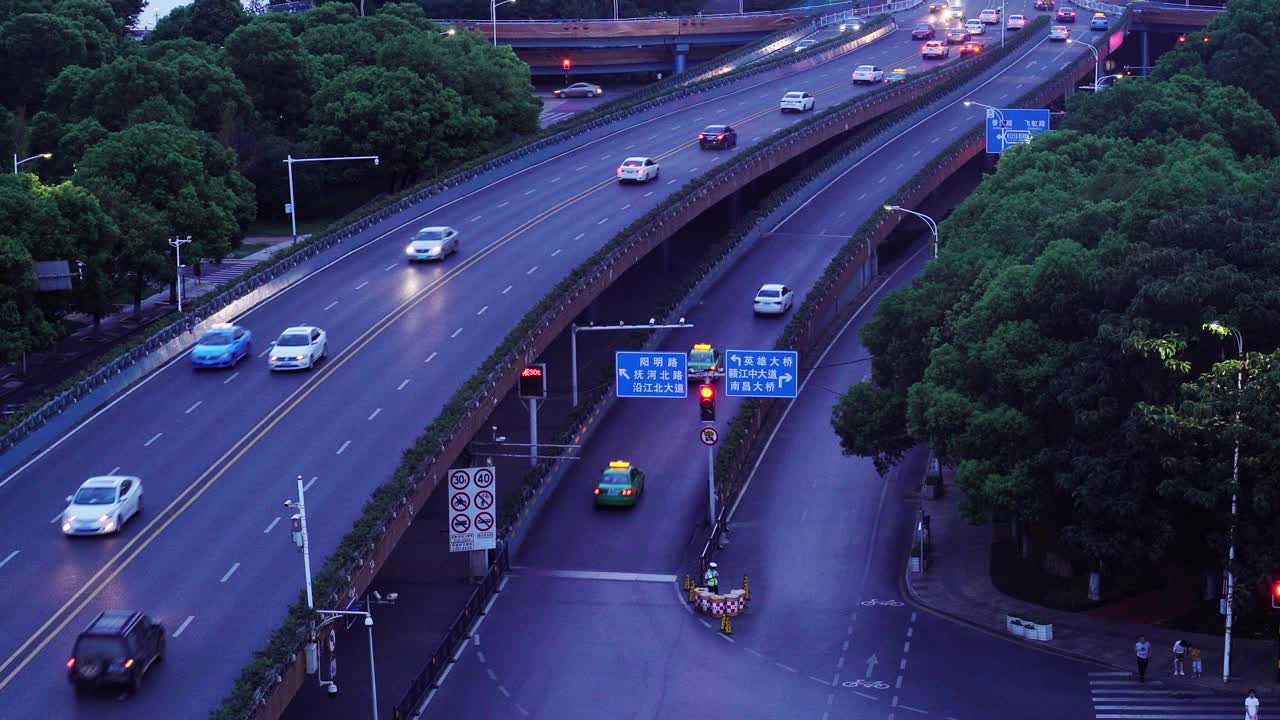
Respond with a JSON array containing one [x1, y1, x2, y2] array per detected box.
[[191, 323, 252, 368]]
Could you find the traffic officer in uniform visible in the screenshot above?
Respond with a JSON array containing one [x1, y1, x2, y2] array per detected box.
[[704, 562, 721, 595]]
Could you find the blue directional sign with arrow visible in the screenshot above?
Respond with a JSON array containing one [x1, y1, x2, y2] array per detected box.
[[724, 349, 799, 398], [615, 351, 688, 398], [984, 108, 1051, 154]]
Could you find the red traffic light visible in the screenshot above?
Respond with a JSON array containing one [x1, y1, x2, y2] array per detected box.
[[699, 385, 714, 400], [1202, 35, 1210, 42], [562, 58, 572, 70], [1177, 35, 1186, 43], [1272, 580, 1280, 608]]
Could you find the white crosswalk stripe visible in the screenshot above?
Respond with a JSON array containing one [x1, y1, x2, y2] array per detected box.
[[539, 110, 576, 127], [1088, 672, 1243, 719], [183, 259, 254, 288]]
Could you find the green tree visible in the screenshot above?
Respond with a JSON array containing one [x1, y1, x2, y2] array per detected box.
[[0, 13, 87, 116], [155, 51, 255, 141], [149, 0, 247, 44], [53, 0, 127, 67], [75, 122, 256, 314], [224, 20, 315, 137], [44, 55, 194, 131]]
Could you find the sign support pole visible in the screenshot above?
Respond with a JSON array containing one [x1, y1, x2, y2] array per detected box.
[[529, 397, 538, 467], [707, 440, 717, 527]]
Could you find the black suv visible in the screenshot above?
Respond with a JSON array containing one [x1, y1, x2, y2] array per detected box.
[[697, 124, 738, 150], [68, 610, 165, 693]]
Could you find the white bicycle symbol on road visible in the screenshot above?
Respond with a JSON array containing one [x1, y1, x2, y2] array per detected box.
[[842, 679, 891, 690], [859, 599, 905, 607]]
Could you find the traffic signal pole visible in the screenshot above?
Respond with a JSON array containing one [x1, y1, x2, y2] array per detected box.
[[707, 440, 716, 528]]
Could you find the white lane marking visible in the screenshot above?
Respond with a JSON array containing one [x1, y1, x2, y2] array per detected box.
[[701, 619, 713, 628], [810, 675, 830, 685], [515, 704, 530, 717], [900, 658, 908, 669], [524, 188, 536, 196], [601, 154, 611, 160], [385, 263, 397, 271], [471, 215, 483, 222], [355, 281, 368, 290], [903, 641, 910, 653], [497, 685, 511, 698], [259, 348, 271, 357], [0, 551, 18, 569], [172, 615, 195, 637], [551, 249, 561, 257], [896, 163, 904, 170], [144, 433, 163, 447], [397, 379, 410, 391], [667, 179, 677, 185], [573, 233, 584, 241], [223, 372, 240, 385], [511, 567, 677, 583], [368, 408, 382, 421], [426, 352, 438, 363], [550, 177, 561, 183], [336, 440, 351, 455], [219, 563, 240, 583], [879, 176, 887, 183], [913, 150, 921, 157], [898, 704, 927, 714], [647, 134, 659, 140], [949, 124, 959, 131], [854, 691, 878, 700], [690, 167, 699, 173], [324, 300, 338, 311], [620, 204, 631, 211], [837, 657, 845, 669], [776, 662, 798, 673], [575, 165, 587, 171], [184, 401, 202, 414], [906, 627, 913, 637], [498, 201, 510, 208], [746, 648, 765, 658], [858, 192, 867, 200], [526, 266, 539, 274], [109, 466, 120, 475], [486, 668, 498, 680], [596, 217, 608, 225], [477, 305, 489, 316], [451, 327, 463, 338], [476, 650, 486, 663], [502, 285, 512, 294], [644, 191, 654, 198], [264, 517, 281, 534]]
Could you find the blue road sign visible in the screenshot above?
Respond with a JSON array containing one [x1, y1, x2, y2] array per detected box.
[[615, 351, 688, 398], [724, 349, 800, 398], [984, 108, 1051, 154]]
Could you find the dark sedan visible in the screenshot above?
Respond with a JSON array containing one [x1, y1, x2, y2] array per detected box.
[[1056, 7, 1076, 21], [697, 124, 738, 149], [911, 23, 936, 39], [1034, 0, 1055, 9]]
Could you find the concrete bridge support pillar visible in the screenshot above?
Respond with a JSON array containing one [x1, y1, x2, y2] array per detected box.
[[674, 43, 689, 74], [1140, 30, 1150, 76]]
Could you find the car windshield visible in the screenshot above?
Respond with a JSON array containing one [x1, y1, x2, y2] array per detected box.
[[623, 160, 642, 167], [277, 333, 310, 347], [758, 289, 782, 298], [601, 471, 632, 485], [690, 350, 715, 363], [915, 24, 931, 30], [199, 330, 234, 346], [73, 637, 127, 658], [416, 228, 447, 241], [856, 65, 874, 72], [703, 126, 726, 134], [73, 486, 116, 505], [783, 93, 803, 99], [415, 238, 444, 247]]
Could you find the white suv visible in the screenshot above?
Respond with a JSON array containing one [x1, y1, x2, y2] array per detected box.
[[922, 40, 950, 58], [779, 91, 815, 112], [965, 18, 986, 34], [851, 65, 884, 84]]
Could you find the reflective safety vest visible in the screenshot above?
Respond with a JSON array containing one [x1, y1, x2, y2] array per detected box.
[[704, 569, 720, 587]]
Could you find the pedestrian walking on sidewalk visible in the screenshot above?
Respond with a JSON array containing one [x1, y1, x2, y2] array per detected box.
[[1172, 639, 1186, 676], [1188, 644, 1202, 679], [704, 562, 721, 595], [1245, 689, 1260, 720], [1135, 636, 1152, 682]]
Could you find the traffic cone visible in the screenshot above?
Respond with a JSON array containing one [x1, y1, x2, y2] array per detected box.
[[684, 575, 693, 592], [688, 584, 697, 603], [742, 575, 750, 600], [720, 613, 733, 635]]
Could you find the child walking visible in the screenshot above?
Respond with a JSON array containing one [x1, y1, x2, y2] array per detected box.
[[1188, 644, 1202, 679]]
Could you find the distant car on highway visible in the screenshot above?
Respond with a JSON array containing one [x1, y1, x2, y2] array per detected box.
[[950, 4, 965, 18], [698, 124, 738, 149], [406, 225, 459, 262], [753, 283, 794, 315], [62, 475, 143, 536], [1034, 0, 1055, 8], [839, 21, 862, 31], [687, 342, 723, 381], [594, 460, 645, 507], [1049, 24, 1070, 40], [68, 610, 165, 694], [1090, 11, 1109, 29], [617, 156, 660, 183], [793, 38, 819, 52], [191, 322, 251, 369], [851, 64, 884, 84], [979, 7, 1000, 23], [965, 18, 985, 34], [884, 68, 911, 84], [922, 40, 950, 58], [1056, 7, 1076, 21], [1006, 13, 1026, 29], [269, 325, 327, 371], [946, 26, 970, 43], [911, 23, 936, 39], [928, 2, 944, 12], [959, 40, 984, 55], [779, 91, 815, 112], [553, 82, 602, 98]]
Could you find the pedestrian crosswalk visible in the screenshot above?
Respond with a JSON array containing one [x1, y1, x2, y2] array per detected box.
[[1089, 671, 1244, 719], [539, 109, 576, 127], [182, 259, 254, 289]]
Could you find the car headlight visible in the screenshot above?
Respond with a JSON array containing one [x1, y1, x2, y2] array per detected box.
[[99, 514, 110, 523], [218, 352, 230, 361], [62, 523, 71, 532], [406, 246, 416, 255]]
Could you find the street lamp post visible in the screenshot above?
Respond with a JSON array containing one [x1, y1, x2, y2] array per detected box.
[[963, 99, 1007, 152], [883, 205, 939, 258], [12, 152, 52, 174], [1205, 321, 1244, 685], [1068, 38, 1100, 92], [168, 236, 192, 313], [283, 155, 379, 245], [569, 318, 694, 406], [490, 0, 516, 47]]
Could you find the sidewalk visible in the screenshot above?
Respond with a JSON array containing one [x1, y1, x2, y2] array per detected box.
[[905, 459, 1279, 697], [0, 235, 297, 415]]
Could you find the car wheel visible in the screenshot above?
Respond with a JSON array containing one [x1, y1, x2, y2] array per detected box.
[[587, 90, 596, 97], [130, 670, 143, 694]]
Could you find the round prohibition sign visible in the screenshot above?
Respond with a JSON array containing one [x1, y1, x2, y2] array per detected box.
[[842, 679, 890, 690], [474, 512, 494, 532], [450, 514, 472, 533], [473, 468, 495, 488], [474, 489, 495, 511], [449, 471, 471, 491], [450, 493, 471, 512], [700, 427, 719, 446]]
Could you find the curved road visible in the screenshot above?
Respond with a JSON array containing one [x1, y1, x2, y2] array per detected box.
[[0, 10, 1025, 717]]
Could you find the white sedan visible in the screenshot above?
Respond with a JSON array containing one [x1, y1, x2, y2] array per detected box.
[[780, 91, 816, 112], [62, 476, 143, 536], [851, 65, 884, 84], [1049, 24, 1070, 40], [753, 284, 795, 315], [1006, 13, 1026, 29], [617, 157, 660, 183], [406, 226, 459, 262], [269, 325, 328, 371]]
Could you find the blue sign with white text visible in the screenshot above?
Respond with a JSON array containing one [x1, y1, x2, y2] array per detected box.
[[984, 108, 1051, 154], [724, 349, 800, 398], [615, 351, 688, 398]]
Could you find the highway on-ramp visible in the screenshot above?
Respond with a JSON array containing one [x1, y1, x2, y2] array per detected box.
[[0, 11, 1002, 718]]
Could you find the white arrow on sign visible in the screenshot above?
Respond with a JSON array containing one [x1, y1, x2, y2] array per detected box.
[[618, 368, 631, 379], [779, 372, 794, 384], [864, 653, 878, 678]]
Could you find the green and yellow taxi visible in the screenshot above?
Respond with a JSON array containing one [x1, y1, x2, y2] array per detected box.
[[884, 68, 911, 84], [594, 460, 645, 507], [687, 343, 724, 382]]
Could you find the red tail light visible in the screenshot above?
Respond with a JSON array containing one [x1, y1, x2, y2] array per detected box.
[[716, 135, 725, 141], [698, 134, 706, 140], [617, 168, 622, 175], [710, 365, 717, 372], [622, 489, 633, 496], [593, 488, 601, 495], [66, 658, 76, 668]]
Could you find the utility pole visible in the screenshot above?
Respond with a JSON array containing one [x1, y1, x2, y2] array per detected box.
[[168, 236, 192, 312]]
